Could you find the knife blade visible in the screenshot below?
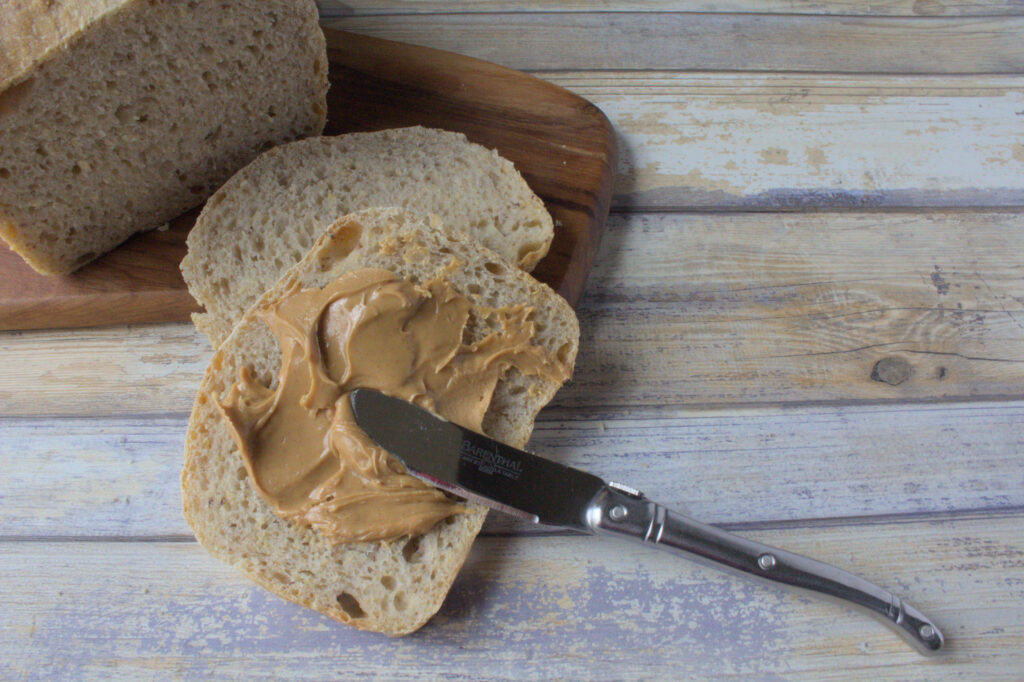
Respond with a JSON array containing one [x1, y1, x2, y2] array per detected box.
[[350, 388, 944, 655]]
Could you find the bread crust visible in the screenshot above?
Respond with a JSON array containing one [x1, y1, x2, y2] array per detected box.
[[182, 208, 579, 635]]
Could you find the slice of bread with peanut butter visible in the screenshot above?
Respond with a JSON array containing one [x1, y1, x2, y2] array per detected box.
[[181, 207, 579, 635], [180, 127, 555, 348]]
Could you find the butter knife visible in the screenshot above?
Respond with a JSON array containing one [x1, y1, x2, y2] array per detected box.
[[349, 388, 944, 655]]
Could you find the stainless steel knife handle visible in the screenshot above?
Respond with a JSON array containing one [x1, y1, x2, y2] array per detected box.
[[585, 484, 944, 656]]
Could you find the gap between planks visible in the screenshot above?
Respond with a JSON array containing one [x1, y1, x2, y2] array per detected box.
[[317, 1, 1024, 18]]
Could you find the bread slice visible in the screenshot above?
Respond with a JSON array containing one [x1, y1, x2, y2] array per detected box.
[[180, 127, 554, 347], [0, 0, 328, 274], [181, 207, 579, 635]]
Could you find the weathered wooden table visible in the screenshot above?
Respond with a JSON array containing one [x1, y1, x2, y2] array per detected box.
[[3, 3, 1023, 678]]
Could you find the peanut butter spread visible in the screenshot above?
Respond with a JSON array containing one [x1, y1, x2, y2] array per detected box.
[[217, 268, 569, 544]]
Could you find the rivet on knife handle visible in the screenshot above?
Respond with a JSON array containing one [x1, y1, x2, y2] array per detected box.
[[586, 484, 944, 655]]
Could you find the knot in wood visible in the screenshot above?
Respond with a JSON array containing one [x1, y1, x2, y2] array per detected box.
[[871, 356, 912, 386]]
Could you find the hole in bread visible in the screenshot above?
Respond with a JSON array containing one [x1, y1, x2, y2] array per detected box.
[[336, 592, 366, 619], [402, 536, 422, 563], [393, 592, 407, 611], [0, 168, 10, 179], [556, 343, 573, 364], [466, 284, 481, 296], [235, 467, 247, 480], [380, 575, 396, 591]]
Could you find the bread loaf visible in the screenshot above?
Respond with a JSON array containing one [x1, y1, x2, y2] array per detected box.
[[180, 127, 554, 346], [0, 0, 328, 274], [181, 207, 579, 635]]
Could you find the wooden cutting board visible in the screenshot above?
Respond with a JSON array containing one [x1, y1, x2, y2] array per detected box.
[[0, 30, 616, 332]]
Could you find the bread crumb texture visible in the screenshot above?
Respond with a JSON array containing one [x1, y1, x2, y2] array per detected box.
[[0, 0, 328, 274], [182, 208, 578, 635]]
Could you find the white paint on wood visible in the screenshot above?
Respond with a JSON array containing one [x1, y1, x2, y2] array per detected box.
[[0, 322, 209, 416], [2, 402, 1023, 537], [3, 515, 1022, 678], [323, 13, 1024, 73], [0, 416, 190, 537], [547, 73, 1024, 209]]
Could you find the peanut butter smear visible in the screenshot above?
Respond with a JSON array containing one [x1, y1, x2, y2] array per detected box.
[[216, 268, 569, 544]]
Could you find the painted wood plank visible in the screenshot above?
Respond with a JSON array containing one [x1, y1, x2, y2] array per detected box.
[[322, 13, 1024, 73], [3, 401, 1022, 538], [319, 1, 1024, 17], [560, 211, 1024, 409], [0, 321, 209, 417], [2, 211, 1022, 416], [0, 416, 190, 538], [3, 514, 1022, 678], [548, 72, 1024, 210]]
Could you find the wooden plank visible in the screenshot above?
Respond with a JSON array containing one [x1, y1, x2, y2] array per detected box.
[[2, 211, 1022, 416], [0, 416, 191, 538], [319, 1, 1024, 17], [2, 402, 1022, 538], [548, 72, 1024, 210], [560, 211, 1024, 409], [322, 13, 1024, 73], [3, 514, 1022, 678], [0, 322, 209, 417]]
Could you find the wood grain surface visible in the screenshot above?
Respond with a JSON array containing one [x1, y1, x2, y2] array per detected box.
[[0, 30, 615, 331], [3, 5, 1024, 680]]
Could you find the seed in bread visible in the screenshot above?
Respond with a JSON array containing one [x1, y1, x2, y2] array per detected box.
[[0, 0, 328, 274], [181, 207, 579, 635], [180, 127, 555, 347]]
